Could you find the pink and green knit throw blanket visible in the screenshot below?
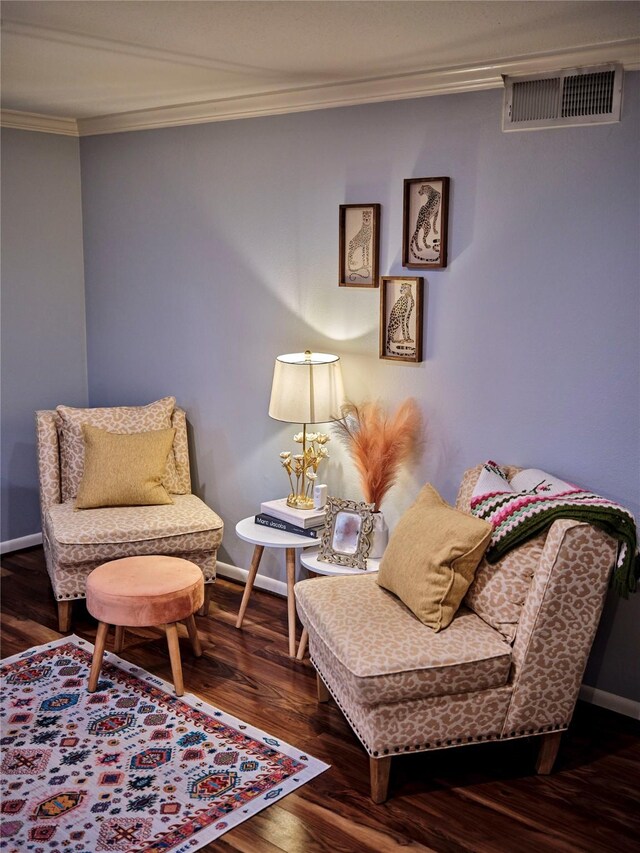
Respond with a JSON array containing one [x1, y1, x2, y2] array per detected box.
[[470, 461, 639, 597]]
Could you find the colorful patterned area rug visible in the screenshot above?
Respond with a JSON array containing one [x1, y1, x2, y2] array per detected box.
[[0, 636, 329, 852]]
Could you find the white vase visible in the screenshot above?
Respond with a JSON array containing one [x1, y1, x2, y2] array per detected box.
[[369, 511, 389, 560]]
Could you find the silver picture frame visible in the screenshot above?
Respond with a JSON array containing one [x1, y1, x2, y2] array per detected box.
[[317, 496, 375, 570]]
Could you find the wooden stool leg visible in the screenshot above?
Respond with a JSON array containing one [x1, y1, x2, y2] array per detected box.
[[296, 627, 309, 660], [236, 545, 264, 628], [286, 548, 297, 657], [165, 622, 184, 697], [88, 622, 110, 692], [370, 756, 392, 803], [57, 600, 72, 633], [184, 614, 203, 657], [114, 626, 125, 654], [198, 583, 214, 617]]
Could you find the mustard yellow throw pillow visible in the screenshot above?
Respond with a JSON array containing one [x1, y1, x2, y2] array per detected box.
[[377, 484, 492, 631], [75, 425, 176, 509]]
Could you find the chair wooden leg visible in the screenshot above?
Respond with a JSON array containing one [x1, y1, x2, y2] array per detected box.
[[184, 614, 203, 657], [88, 622, 110, 692], [236, 545, 264, 628], [296, 627, 309, 660], [535, 731, 563, 775], [57, 600, 72, 633], [198, 583, 214, 617], [165, 622, 185, 697], [317, 671, 330, 703], [370, 755, 392, 804], [114, 626, 125, 654]]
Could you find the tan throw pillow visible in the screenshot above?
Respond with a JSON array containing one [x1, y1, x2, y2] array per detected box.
[[75, 425, 176, 509], [377, 484, 493, 631], [56, 397, 178, 502]]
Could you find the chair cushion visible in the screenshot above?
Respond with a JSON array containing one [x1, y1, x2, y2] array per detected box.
[[309, 627, 513, 755], [56, 397, 180, 501], [464, 536, 547, 642], [44, 539, 217, 601], [47, 494, 223, 546], [295, 574, 512, 705], [377, 484, 492, 631], [456, 464, 547, 641], [75, 425, 175, 509], [86, 556, 204, 626], [44, 496, 222, 600]]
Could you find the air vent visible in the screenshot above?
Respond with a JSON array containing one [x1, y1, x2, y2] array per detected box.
[[503, 64, 623, 131]]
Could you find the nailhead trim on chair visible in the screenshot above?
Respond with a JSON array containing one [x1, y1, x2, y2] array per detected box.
[[311, 656, 568, 759]]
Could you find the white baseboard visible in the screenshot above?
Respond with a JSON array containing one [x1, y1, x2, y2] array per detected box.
[[579, 685, 640, 720], [1, 532, 43, 554], [216, 560, 288, 598]]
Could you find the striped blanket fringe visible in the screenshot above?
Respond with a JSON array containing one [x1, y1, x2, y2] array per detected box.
[[470, 467, 639, 598]]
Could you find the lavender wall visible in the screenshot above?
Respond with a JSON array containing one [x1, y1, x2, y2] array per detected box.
[[1, 129, 87, 542], [79, 79, 639, 700]]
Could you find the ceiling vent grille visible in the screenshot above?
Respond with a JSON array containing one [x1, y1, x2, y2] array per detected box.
[[502, 64, 623, 131]]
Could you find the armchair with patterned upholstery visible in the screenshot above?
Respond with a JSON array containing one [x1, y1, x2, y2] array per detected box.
[[36, 398, 224, 632], [295, 464, 617, 802]]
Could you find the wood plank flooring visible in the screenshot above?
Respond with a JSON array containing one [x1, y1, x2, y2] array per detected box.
[[1, 547, 639, 852]]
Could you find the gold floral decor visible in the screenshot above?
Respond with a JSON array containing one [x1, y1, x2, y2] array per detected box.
[[280, 430, 330, 509]]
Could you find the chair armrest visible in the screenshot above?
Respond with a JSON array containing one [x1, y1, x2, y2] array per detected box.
[[504, 519, 616, 734], [35, 410, 61, 512], [171, 407, 192, 494]]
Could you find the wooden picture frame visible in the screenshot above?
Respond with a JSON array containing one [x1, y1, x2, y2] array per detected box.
[[318, 496, 375, 570], [339, 203, 380, 287], [379, 276, 424, 363], [402, 177, 449, 268]]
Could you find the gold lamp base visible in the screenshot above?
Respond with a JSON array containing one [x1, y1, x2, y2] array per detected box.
[[286, 493, 315, 510]]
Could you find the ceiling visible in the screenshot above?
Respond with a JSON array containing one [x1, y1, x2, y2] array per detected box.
[[2, 1, 639, 136]]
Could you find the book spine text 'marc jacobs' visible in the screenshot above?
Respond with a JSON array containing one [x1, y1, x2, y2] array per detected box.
[[254, 514, 320, 539]]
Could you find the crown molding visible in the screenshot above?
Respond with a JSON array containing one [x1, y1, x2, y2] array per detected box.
[[1, 19, 252, 73], [3, 38, 639, 137], [1, 109, 79, 136], [73, 39, 640, 136]]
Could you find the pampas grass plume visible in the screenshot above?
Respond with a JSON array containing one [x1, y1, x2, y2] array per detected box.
[[333, 398, 423, 510]]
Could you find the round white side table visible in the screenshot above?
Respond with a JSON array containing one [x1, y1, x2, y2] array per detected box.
[[235, 516, 318, 657], [296, 547, 380, 660]]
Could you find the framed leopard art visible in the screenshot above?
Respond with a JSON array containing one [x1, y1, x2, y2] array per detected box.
[[379, 276, 424, 363], [402, 177, 450, 269], [338, 203, 381, 287]]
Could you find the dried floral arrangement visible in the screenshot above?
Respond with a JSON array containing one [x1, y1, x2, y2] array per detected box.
[[333, 399, 423, 511]]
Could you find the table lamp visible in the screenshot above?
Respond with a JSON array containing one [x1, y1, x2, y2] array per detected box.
[[269, 350, 345, 509]]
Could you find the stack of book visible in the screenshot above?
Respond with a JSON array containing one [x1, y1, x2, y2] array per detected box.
[[255, 498, 326, 539]]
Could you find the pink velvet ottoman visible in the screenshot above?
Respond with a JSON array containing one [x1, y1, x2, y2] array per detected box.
[[86, 555, 205, 696]]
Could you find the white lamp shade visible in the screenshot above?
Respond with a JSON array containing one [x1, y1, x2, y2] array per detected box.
[[268, 351, 345, 424]]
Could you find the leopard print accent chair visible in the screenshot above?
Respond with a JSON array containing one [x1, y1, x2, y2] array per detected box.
[[295, 464, 617, 803], [36, 406, 223, 632]]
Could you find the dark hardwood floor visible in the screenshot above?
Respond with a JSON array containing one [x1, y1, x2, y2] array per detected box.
[[2, 546, 639, 852]]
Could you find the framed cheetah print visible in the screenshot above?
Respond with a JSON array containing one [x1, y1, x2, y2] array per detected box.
[[402, 177, 449, 269], [339, 203, 380, 287], [379, 276, 424, 363]]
